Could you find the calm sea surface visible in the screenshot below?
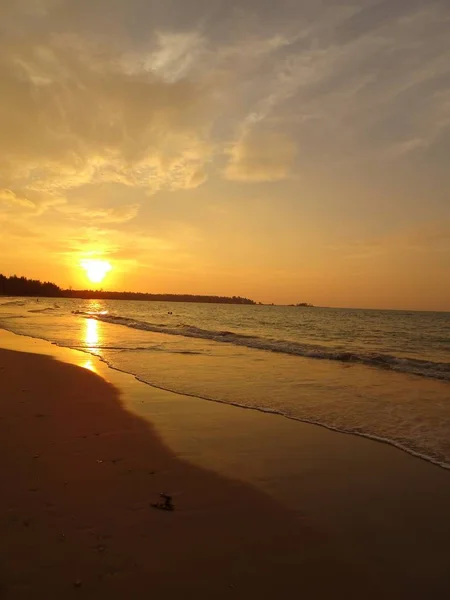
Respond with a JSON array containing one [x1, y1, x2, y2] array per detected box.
[[1, 297, 449, 467]]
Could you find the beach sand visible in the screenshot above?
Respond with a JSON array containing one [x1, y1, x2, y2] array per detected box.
[[0, 345, 376, 599], [1, 329, 450, 599]]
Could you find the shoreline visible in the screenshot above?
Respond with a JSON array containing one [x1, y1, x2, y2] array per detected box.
[[2, 322, 449, 472], [1, 328, 450, 597]]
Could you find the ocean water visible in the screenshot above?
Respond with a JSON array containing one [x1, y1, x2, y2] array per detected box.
[[1, 296, 449, 468]]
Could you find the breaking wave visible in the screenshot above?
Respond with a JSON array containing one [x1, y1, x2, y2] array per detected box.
[[0, 300, 27, 307], [74, 312, 450, 381]]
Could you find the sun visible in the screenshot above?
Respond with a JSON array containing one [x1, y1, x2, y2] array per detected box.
[[80, 259, 112, 284]]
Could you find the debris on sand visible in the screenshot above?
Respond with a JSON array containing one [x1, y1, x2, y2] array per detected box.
[[151, 493, 174, 511]]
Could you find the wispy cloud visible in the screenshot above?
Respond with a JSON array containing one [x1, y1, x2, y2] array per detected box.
[[225, 130, 297, 182], [58, 203, 140, 224]]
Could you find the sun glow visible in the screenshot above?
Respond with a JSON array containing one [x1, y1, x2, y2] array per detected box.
[[80, 259, 112, 284]]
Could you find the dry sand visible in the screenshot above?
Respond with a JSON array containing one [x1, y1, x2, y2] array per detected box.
[[0, 347, 376, 599]]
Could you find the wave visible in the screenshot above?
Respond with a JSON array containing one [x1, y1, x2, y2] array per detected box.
[[0, 300, 28, 307], [2, 321, 449, 470], [72, 309, 109, 316], [82, 313, 450, 381], [70, 344, 203, 355]]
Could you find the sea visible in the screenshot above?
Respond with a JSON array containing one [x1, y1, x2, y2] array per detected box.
[[1, 297, 449, 469]]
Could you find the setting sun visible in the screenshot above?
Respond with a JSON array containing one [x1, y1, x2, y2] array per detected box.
[[80, 259, 112, 284]]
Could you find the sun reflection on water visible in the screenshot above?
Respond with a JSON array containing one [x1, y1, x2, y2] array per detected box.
[[85, 318, 99, 347], [80, 318, 101, 372]]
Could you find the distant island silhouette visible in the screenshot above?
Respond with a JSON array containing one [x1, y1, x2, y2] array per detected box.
[[0, 274, 256, 305], [289, 302, 314, 307]]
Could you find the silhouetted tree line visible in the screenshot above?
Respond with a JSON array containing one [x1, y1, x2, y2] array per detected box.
[[0, 274, 61, 297], [0, 274, 256, 305], [64, 289, 255, 304]]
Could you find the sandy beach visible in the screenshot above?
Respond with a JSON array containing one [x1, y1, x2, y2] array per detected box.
[[2, 0, 450, 596], [0, 341, 376, 599], [1, 329, 450, 598]]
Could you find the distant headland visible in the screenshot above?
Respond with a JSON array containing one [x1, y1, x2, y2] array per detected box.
[[0, 274, 256, 305]]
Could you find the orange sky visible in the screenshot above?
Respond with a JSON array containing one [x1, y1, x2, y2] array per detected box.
[[0, 1, 449, 310]]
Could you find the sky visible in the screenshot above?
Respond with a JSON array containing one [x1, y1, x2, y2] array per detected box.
[[0, 0, 449, 310]]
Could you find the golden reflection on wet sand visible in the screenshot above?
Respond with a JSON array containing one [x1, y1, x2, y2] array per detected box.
[[81, 358, 97, 373]]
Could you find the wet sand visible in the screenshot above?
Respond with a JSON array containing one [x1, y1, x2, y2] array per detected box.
[[0, 346, 374, 599]]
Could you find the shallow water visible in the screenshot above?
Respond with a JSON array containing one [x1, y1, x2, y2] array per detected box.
[[1, 297, 449, 468]]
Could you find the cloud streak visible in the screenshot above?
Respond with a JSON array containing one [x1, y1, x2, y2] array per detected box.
[[225, 130, 297, 182]]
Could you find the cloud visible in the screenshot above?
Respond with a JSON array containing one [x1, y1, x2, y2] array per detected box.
[[225, 130, 297, 182], [143, 31, 206, 82], [335, 0, 425, 44], [0, 189, 35, 210], [4, 0, 445, 212], [307, 2, 450, 160], [0, 24, 213, 216], [0, 214, 41, 239], [386, 138, 429, 157], [58, 203, 140, 224], [331, 221, 450, 262], [0, 188, 66, 217], [185, 168, 208, 189]]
